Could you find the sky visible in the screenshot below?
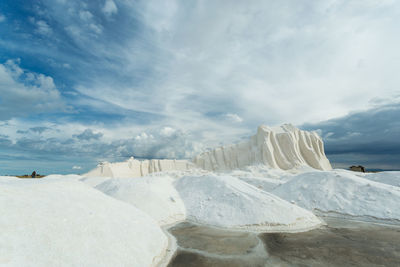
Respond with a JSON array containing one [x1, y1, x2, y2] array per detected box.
[[0, 0, 399, 174]]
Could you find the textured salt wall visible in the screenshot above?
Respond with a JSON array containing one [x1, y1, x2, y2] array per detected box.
[[84, 157, 194, 178], [193, 124, 332, 171]]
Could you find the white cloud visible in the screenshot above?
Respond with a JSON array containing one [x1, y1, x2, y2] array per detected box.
[[225, 113, 243, 123], [88, 23, 103, 34], [35, 20, 52, 36], [79, 10, 93, 21], [1, 119, 204, 161], [73, 0, 400, 141], [102, 0, 118, 17], [4, 0, 400, 164], [0, 14, 6, 22], [72, 165, 82, 170], [0, 59, 65, 120], [160, 127, 176, 137]]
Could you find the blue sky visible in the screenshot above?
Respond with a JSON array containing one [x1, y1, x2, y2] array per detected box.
[[1, 0, 400, 174]]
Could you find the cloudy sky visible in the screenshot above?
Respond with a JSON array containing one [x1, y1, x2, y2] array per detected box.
[[1, 0, 399, 174]]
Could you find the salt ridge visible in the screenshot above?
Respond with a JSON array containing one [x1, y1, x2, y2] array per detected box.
[[194, 124, 332, 171]]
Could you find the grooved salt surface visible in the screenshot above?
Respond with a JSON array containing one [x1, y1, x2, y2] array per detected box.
[[0, 176, 168, 267], [174, 174, 322, 231], [193, 124, 332, 171], [273, 170, 400, 220]]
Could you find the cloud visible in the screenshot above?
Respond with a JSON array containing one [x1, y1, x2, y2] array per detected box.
[[0, 59, 66, 121], [72, 165, 82, 170], [302, 100, 400, 169], [102, 0, 118, 17], [73, 129, 103, 141], [29, 127, 50, 134], [225, 113, 243, 123], [79, 10, 93, 21], [35, 20, 52, 35], [0, 14, 5, 22], [65, 0, 400, 138], [1, 0, 400, 173]]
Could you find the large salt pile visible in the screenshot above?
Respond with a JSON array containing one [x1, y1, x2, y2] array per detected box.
[[174, 174, 322, 232], [0, 177, 168, 266], [363, 171, 400, 187], [85, 156, 194, 178], [95, 176, 186, 225], [273, 170, 400, 221], [193, 124, 332, 171]]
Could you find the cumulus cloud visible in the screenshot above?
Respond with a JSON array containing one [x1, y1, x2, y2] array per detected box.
[[0, 119, 205, 174], [102, 0, 118, 17], [0, 59, 65, 121]]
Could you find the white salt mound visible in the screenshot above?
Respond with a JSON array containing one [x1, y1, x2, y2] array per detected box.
[[238, 176, 284, 192], [363, 171, 400, 187], [80, 176, 111, 187], [0, 177, 167, 267], [193, 124, 332, 171], [273, 170, 400, 221], [174, 174, 322, 232], [85, 157, 194, 178], [95, 176, 186, 225]]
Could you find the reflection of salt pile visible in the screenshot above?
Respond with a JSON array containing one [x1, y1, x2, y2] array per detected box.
[[85, 157, 194, 178], [193, 124, 332, 171]]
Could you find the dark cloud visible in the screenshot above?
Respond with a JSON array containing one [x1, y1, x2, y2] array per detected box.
[[0, 136, 11, 146], [302, 102, 400, 169], [73, 129, 103, 141], [29, 126, 50, 134]]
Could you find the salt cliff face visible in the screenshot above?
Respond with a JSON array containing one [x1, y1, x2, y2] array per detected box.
[[84, 157, 194, 178], [193, 124, 332, 171]]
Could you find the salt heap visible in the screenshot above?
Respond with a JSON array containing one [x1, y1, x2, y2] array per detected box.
[[174, 174, 323, 232], [0, 177, 168, 266], [95, 176, 186, 225], [193, 124, 332, 171], [272, 170, 400, 221], [84, 157, 194, 178], [84, 124, 331, 178]]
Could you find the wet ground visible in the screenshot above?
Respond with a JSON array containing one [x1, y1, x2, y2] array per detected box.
[[167, 218, 400, 267]]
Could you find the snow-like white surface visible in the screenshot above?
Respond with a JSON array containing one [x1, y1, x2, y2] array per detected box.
[[4, 164, 399, 266], [273, 170, 400, 221], [193, 124, 332, 171], [0, 176, 168, 267], [80, 176, 111, 187], [95, 175, 186, 225], [237, 176, 284, 192], [174, 174, 322, 231], [363, 171, 400, 187], [84, 157, 194, 178]]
